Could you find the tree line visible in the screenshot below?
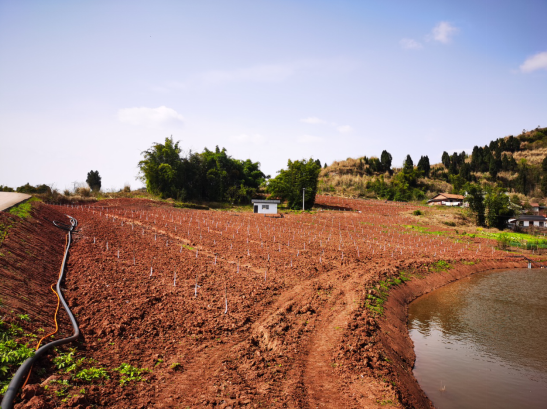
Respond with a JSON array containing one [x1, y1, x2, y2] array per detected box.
[[138, 137, 266, 203], [138, 137, 322, 207]]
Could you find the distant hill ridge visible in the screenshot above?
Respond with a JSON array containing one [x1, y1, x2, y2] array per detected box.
[[319, 126, 547, 200]]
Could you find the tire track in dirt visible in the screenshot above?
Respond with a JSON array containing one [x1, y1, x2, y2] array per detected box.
[[302, 270, 399, 409], [303, 285, 355, 408]]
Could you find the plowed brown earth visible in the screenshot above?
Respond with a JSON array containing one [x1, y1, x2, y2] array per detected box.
[[0, 203, 71, 332], [5, 196, 535, 408]]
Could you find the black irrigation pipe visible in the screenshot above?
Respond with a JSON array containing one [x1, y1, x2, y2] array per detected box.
[[508, 254, 547, 268], [2, 216, 80, 409]]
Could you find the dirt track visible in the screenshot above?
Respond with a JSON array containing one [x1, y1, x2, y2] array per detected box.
[[2, 196, 533, 408]]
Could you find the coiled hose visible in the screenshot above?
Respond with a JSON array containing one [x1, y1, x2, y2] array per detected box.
[[1, 216, 80, 409]]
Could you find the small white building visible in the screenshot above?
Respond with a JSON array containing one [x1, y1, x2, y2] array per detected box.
[[508, 215, 547, 228], [252, 199, 280, 214], [427, 193, 465, 207]]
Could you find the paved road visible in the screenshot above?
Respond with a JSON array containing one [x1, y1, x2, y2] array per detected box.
[[0, 192, 31, 212]]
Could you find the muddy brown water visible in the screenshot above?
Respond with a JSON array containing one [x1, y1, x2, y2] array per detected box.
[[408, 268, 547, 409]]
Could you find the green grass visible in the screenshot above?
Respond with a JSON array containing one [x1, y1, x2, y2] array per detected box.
[[431, 260, 452, 272], [365, 272, 411, 315], [8, 197, 40, 219], [403, 225, 452, 237], [481, 231, 547, 249]]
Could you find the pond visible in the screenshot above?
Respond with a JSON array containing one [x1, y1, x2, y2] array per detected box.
[[408, 268, 547, 409]]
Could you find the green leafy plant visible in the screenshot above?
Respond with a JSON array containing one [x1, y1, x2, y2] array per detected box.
[[17, 314, 30, 322], [365, 272, 411, 315], [114, 363, 150, 385], [431, 260, 452, 272], [74, 367, 109, 382], [412, 209, 423, 216], [0, 320, 35, 395], [53, 349, 78, 371]]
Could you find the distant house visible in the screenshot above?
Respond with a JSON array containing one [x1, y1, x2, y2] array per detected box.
[[252, 199, 280, 214], [427, 193, 465, 207], [508, 215, 547, 229]]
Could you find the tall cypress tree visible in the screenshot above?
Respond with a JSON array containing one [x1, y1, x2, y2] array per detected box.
[[417, 156, 430, 177]]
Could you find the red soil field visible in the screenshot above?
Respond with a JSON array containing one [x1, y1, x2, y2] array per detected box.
[[3, 196, 532, 408]]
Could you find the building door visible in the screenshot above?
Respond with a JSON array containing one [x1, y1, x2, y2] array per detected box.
[[254, 205, 258, 213]]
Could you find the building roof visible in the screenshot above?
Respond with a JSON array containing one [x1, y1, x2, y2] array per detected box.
[[510, 215, 547, 222], [251, 199, 281, 204], [427, 193, 464, 202], [530, 203, 539, 207]]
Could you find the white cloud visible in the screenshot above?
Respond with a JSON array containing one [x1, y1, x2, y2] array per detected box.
[[117, 106, 184, 129], [229, 133, 266, 145], [297, 135, 323, 144], [400, 38, 423, 50], [520, 51, 547, 73], [429, 22, 458, 44], [300, 117, 327, 124], [337, 125, 353, 133]]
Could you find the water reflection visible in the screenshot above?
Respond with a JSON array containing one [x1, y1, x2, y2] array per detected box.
[[408, 269, 547, 409]]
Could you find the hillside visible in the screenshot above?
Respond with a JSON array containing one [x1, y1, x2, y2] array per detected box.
[[319, 126, 547, 202]]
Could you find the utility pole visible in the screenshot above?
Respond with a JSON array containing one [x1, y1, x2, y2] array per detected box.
[[302, 188, 306, 211]]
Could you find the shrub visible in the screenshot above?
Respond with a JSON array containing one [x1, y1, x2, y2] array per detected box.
[[412, 209, 422, 216], [76, 187, 91, 197], [497, 233, 510, 249]]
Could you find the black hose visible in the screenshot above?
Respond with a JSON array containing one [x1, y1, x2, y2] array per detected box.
[[507, 254, 546, 268], [1, 216, 80, 409]]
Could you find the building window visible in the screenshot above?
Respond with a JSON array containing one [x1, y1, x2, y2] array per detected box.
[[519, 221, 524, 226], [540, 222, 544, 227], [262, 205, 269, 210]]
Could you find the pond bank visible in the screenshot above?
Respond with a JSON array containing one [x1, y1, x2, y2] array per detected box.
[[378, 259, 527, 408]]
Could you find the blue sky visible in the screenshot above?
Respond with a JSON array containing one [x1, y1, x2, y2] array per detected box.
[[1, 0, 546, 191]]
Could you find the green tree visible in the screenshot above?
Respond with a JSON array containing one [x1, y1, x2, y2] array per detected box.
[[450, 174, 466, 194], [380, 150, 392, 173], [515, 159, 529, 195], [484, 186, 514, 229], [266, 159, 321, 209], [442, 151, 451, 169], [541, 156, 547, 195], [138, 137, 183, 199], [86, 170, 102, 192], [16, 183, 51, 194], [138, 138, 265, 202], [465, 183, 486, 226], [403, 155, 414, 172], [489, 157, 498, 179], [417, 155, 430, 177]]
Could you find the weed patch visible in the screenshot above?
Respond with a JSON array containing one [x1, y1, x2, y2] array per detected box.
[[114, 363, 150, 385], [8, 197, 40, 219], [365, 272, 411, 315], [0, 319, 35, 395], [431, 260, 452, 272], [74, 367, 109, 382]]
